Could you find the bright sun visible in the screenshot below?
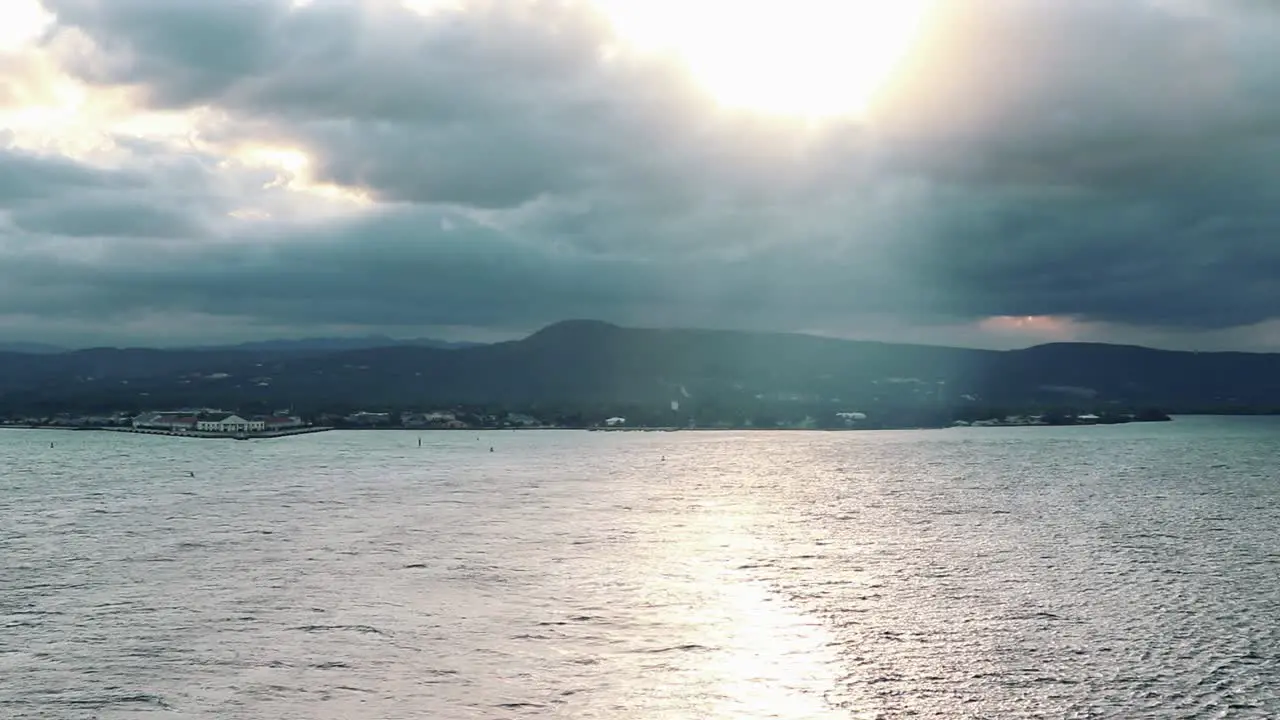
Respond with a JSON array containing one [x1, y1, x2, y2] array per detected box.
[[595, 0, 937, 119], [0, 0, 51, 52]]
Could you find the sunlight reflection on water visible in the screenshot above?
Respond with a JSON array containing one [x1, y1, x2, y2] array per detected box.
[[3, 418, 1280, 718]]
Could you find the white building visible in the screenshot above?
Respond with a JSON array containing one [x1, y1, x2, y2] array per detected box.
[[604, 417, 626, 427], [197, 414, 265, 433]]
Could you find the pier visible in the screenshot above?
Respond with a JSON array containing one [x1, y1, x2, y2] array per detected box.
[[94, 426, 335, 440]]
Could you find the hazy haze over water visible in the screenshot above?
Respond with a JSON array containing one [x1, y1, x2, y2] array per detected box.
[[3, 417, 1279, 719]]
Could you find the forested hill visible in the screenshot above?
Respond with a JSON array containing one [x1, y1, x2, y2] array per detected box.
[[2, 320, 1279, 417]]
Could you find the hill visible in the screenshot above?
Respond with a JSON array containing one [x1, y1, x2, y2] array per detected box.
[[0, 342, 66, 354], [1, 320, 1278, 421], [179, 336, 482, 353], [0, 336, 479, 354]]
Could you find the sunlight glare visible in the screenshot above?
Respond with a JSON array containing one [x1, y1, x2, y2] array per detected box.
[[400, 0, 465, 15], [238, 145, 311, 178], [979, 315, 1078, 340], [229, 144, 372, 207], [0, 0, 51, 52], [595, 0, 936, 118]]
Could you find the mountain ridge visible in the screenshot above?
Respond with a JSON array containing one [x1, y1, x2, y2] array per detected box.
[[0, 342, 68, 354], [0, 335, 483, 354], [2, 320, 1279, 419], [7, 319, 1279, 357]]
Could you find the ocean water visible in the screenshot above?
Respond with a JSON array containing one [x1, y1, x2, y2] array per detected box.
[[2, 417, 1278, 719]]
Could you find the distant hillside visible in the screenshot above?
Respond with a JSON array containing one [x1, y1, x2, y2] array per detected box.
[[0, 342, 66, 354], [0, 336, 480, 355], [182, 336, 483, 353], [2, 320, 1279, 418]]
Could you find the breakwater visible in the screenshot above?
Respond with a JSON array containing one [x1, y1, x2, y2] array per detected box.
[[91, 426, 335, 440]]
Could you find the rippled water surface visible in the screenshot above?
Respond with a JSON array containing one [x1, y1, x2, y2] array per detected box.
[[3, 417, 1280, 718]]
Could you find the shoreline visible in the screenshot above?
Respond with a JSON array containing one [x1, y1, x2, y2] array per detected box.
[[14, 426, 339, 440], [1, 419, 1176, 435], [106, 426, 335, 439]]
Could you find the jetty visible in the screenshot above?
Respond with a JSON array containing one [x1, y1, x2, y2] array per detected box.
[[95, 425, 334, 440]]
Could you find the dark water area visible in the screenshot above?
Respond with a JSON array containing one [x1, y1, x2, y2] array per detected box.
[[2, 417, 1278, 718]]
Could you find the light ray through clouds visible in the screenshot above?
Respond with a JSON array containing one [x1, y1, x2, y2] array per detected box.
[[2, 0, 1280, 349]]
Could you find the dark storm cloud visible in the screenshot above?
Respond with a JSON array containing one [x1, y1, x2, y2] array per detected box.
[[898, 183, 1280, 328], [0, 206, 655, 325], [0, 146, 141, 205], [13, 0, 1280, 343], [45, 0, 730, 207], [0, 199, 932, 334], [10, 197, 207, 238], [867, 0, 1280, 328], [0, 145, 235, 240], [41, 0, 287, 107]]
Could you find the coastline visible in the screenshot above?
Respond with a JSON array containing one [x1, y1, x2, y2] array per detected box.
[[0, 417, 1176, 436], [2, 425, 338, 440], [102, 426, 335, 439]]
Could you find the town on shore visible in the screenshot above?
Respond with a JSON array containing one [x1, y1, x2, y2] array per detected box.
[[0, 404, 1173, 437], [2, 409, 328, 438]]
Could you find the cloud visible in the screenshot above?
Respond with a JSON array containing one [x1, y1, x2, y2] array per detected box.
[[2, 0, 1280, 348], [41, 0, 288, 106], [0, 145, 133, 204]]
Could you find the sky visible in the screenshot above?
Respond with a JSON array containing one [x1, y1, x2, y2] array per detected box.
[[3, 0, 1280, 350]]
